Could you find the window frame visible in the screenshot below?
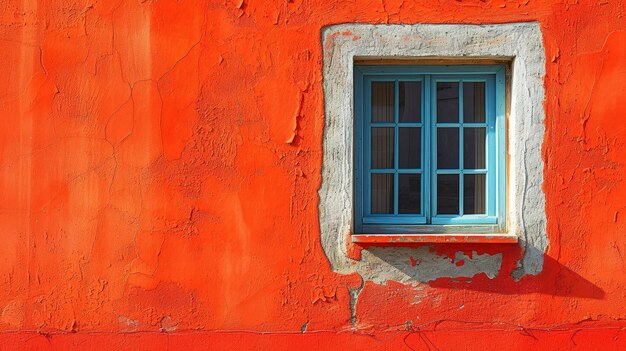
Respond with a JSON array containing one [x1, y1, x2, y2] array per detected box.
[[354, 65, 506, 235]]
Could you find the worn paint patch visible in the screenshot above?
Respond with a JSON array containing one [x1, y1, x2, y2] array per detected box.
[[360, 247, 503, 284]]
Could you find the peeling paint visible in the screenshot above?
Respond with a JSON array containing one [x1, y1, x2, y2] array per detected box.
[[359, 247, 503, 284], [118, 316, 139, 333]]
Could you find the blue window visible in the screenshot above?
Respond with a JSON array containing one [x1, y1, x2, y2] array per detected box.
[[354, 65, 506, 234]]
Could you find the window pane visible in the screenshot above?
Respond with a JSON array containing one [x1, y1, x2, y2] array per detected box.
[[464, 174, 486, 215], [399, 81, 421, 122], [399, 127, 421, 169], [437, 128, 459, 169], [371, 173, 394, 214], [399, 174, 421, 214], [463, 82, 486, 123], [371, 127, 394, 169], [437, 174, 459, 215], [371, 81, 395, 123], [437, 82, 459, 123], [463, 127, 486, 169]]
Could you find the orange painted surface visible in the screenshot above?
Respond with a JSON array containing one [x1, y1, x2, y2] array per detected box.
[[1, 0, 626, 349]]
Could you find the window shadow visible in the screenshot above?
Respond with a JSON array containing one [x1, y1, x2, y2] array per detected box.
[[363, 243, 605, 299]]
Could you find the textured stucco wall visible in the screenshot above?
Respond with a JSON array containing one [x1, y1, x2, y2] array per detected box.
[[1, 0, 626, 349]]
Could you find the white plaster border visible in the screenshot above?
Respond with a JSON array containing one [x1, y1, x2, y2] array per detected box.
[[318, 23, 547, 283]]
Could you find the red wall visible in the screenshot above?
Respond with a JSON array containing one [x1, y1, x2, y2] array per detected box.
[[1, 0, 626, 349]]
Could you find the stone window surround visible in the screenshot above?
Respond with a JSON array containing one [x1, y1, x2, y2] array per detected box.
[[319, 23, 547, 283]]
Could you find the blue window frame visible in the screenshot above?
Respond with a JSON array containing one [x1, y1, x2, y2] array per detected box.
[[354, 65, 506, 234]]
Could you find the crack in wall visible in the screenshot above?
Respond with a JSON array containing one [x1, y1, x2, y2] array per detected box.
[[348, 275, 364, 327]]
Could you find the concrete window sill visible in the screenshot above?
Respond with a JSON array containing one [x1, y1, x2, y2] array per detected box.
[[352, 233, 519, 245]]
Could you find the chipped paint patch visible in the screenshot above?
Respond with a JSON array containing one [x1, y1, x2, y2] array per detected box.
[[118, 316, 139, 333], [360, 247, 502, 284]]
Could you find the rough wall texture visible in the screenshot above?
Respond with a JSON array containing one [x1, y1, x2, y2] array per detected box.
[[1, 0, 626, 349]]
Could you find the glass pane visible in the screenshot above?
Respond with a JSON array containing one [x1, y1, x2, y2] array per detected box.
[[399, 81, 421, 122], [399, 174, 421, 214], [437, 82, 459, 123], [371, 127, 394, 169], [371, 173, 394, 214], [437, 128, 459, 169], [463, 127, 486, 169], [464, 174, 486, 215], [399, 127, 421, 169], [371, 81, 395, 123], [463, 82, 486, 123], [437, 174, 459, 215]]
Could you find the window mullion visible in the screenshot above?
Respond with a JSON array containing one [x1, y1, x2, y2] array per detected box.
[[427, 75, 435, 223], [394, 80, 399, 215], [459, 81, 464, 216], [423, 75, 430, 221]]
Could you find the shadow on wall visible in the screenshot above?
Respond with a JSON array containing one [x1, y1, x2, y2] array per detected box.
[[364, 243, 604, 300]]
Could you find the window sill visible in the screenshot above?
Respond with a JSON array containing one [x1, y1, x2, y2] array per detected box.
[[352, 233, 518, 245]]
